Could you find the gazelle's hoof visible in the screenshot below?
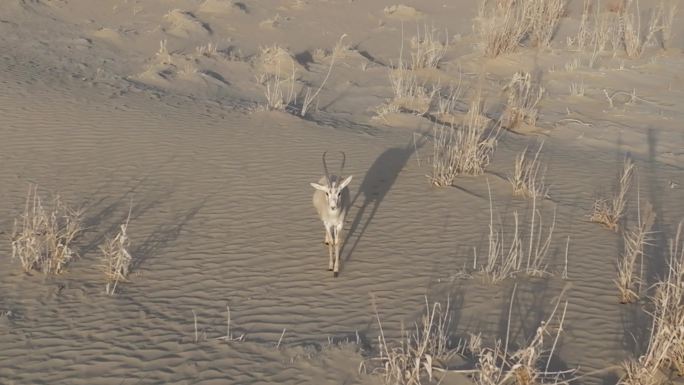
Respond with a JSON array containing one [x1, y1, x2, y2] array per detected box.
[[333, 271, 339, 278], [328, 267, 333, 271]]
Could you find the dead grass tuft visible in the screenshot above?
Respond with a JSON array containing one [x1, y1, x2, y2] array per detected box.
[[590, 157, 634, 231], [615, 200, 654, 304], [11, 185, 82, 275], [430, 101, 498, 186], [364, 296, 455, 385], [100, 213, 133, 295], [620, 221, 684, 384], [509, 142, 549, 199], [502, 72, 544, 131], [466, 287, 575, 385]]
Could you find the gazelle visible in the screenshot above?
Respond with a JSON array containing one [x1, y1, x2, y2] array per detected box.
[[310, 151, 352, 277]]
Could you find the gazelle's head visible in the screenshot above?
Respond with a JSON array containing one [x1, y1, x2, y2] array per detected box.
[[310, 175, 352, 211]]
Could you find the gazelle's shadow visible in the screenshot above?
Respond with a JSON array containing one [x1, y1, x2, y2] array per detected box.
[[343, 138, 425, 262]]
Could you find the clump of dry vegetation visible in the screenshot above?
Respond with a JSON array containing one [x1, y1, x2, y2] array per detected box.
[[430, 101, 498, 186], [509, 141, 549, 199], [502, 72, 544, 131], [615, 200, 655, 304], [11, 185, 82, 275], [590, 157, 635, 231], [410, 25, 448, 70], [620, 221, 684, 385], [467, 289, 574, 385], [100, 215, 134, 295], [363, 297, 455, 385], [476, 0, 565, 57], [384, 62, 439, 116], [256, 45, 298, 112], [478, 183, 557, 283], [378, 27, 448, 118], [568, 0, 678, 58]]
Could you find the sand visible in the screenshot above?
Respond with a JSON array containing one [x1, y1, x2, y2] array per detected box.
[[0, 0, 683, 384]]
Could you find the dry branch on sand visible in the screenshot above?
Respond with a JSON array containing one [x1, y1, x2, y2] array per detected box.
[[590, 157, 634, 231], [11, 185, 82, 275]]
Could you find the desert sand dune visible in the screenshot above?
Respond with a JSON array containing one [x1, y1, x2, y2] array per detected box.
[[1, 1, 683, 384]]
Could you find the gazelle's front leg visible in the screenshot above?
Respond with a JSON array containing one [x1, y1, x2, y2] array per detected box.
[[333, 222, 343, 277], [325, 223, 334, 271]]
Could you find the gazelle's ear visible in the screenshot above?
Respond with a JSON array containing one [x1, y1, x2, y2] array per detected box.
[[339, 175, 353, 189], [310, 182, 328, 192]]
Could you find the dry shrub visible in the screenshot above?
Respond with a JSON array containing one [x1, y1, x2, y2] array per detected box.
[[620, 0, 663, 57], [410, 25, 448, 69], [477, 0, 530, 57], [615, 201, 655, 304], [569, 0, 677, 57], [468, 287, 575, 385], [387, 64, 439, 116], [509, 142, 548, 199], [478, 183, 557, 283], [590, 157, 634, 231], [476, 0, 565, 57], [430, 101, 498, 186], [364, 297, 455, 385], [620, 221, 684, 384], [100, 217, 133, 295], [11, 185, 82, 275], [256, 45, 298, 111], [527, 0, 566, 48], [502, 72, 544, 130]]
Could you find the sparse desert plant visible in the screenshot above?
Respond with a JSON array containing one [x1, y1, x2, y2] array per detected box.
[[615, 200, 655, 304], [620, 221, 684, 384], [527, 0, 566, 48], [502, 71, 544, 130], [410, 25, 448, 69], [11, 185, 82, 275], [100, 214, 133, 295], [364, 296, 455, 385], [659, 0, 678, 49], [590, 157, 635, 231], [570, 0, 676, 58], [387, 63, 439, 116], [476, 0, 565, 57], [436, 81, 463, 118], [467, 288, 575, 385], [620, 0, 663, 57], [430, 101, 498, 186], [509, 141, 549, 199], [478, 183, 556, 282], [476, 0, 531, 57], [258, 64, 297, 111], [299, 34, 346, 117]]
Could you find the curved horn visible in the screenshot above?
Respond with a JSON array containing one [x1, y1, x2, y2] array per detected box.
[[322, 151, 330, 180], [339, 151, 346, 174]]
